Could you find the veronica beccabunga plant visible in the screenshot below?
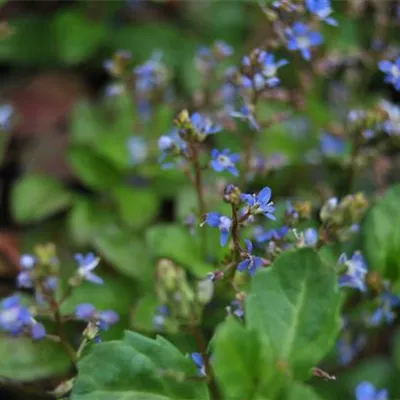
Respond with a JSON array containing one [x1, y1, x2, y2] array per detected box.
[[3, 1, 400, 399]]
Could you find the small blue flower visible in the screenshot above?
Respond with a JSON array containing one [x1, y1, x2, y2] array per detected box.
[[231, 299, 244, 318], [74, 253, 103, 285], [237, 240, 264, 276], [369, 291, 400, 326], [336, 334, 366, 366], [258, 51, 288, 87], [20, 254, 35, 269], [17, 254, 36, 289], [0, 295, 46, 340], [0, 104, 13, 131], [191, 113, 222, 137], [230, 105, 260, 131], [191, 352, 206, 376], [210, 149, 240, 176], [355, 382, 388, 400], [306, 0, 338, 26], [134, 51, 167, 93], [153, 305, 169, 330], [255, 226, 289, 243], [127, 136, 148, 166], [304, 228, 318, 246], [75, 303, 119, 331], [203, 212, 232, 246], [286, 22, 324, 61], [240, 186, 276, 220], [320, 133, 346, 156], [379, 58, 400, 91], [214, 41, 233, 58], [337, 252, 368, 292]]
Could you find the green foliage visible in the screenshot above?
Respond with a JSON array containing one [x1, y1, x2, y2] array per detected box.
[[71, 331, 209, 400], [363, 184, 400, 285], [246, 248, 341, 379], [51, 9, 108, 65], [68, 147, 122, 190], [212, 318, 285, 400], [146, 224, 213, 277], [11, 174, 72, 223], [0, 334, 71, 381]]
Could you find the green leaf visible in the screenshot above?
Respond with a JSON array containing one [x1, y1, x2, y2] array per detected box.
[[246, 248, 341, 379], [213, 318, 284, 400], [52, 10, 107, 64], [71, 331, 209, 400], [67, 198, 97, 246], [0, 334, 71, 381], [0, 17, 56, 64], [283, 382, 322, 400], [92, 225, 154, 284], [146, 224, 212, 276], [112, 186, 159, 230], [363, 184, 400, 283], [71, 101, 104, 145], [68, 147, 122, 190], [11, 174, 72, 223]]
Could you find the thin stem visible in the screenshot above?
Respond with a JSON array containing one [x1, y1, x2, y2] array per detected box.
[[189, 323, 220, 400], [231, 204, 241, 262], [189, 141, 207, 254], [49, 296, 77, 365]]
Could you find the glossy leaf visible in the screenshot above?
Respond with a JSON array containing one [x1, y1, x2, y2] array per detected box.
[[71, 331, 209, 400], [246, 248, 341, 378]]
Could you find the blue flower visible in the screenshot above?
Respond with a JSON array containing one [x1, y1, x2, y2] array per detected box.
[[337, 252, 367, 292], [0, 295, 46, 340], [17, 254, 36, 289], [255, 226, 289, 243], [0, 104, 13, 131], [379, 58, 400, 91], [74, 253, 103, 285], [210, 149, 240, 176], [127, 136, 148, 166], [258, 51, 288, 87], [230, 105, 260, 131], [153, 305, 169, 330], [306, 0, 338, 26], [75, 303, 119, 331], [134, 51, 168, 93], [355, 382, 388, 400], [320, 133, 346, 156], [369, 291, 400, 326], [203, 212, 232, 246], [214, 41, 233, 58], [240, 186, 276, 220], [191, 352, 206, 376], [237, 240, 264, 276], [231, 299, 244, 318], [336, 334, 366, 366], [304, 228, 318, 246], [191, 112, 222, 137], [286, 22, 324, 61]]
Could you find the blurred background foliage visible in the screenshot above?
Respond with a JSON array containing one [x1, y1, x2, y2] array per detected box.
[[0, 0, 400, 399]]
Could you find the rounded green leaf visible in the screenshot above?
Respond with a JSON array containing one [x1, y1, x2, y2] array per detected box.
[[112, 186, 159, 230], [362, 184, 400, 283], [52, 10, 107, 64], [68, 147, 122, 190], [0, 334, 71, 381], [246, 248, 341, 378], [12, 174, 72, 223]]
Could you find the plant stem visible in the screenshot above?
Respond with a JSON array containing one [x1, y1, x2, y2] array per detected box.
[[231, 204, 241, 262], [49, 296, 77, 365], [190, 141, 207, 254], [190, 323, 220, 400]]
